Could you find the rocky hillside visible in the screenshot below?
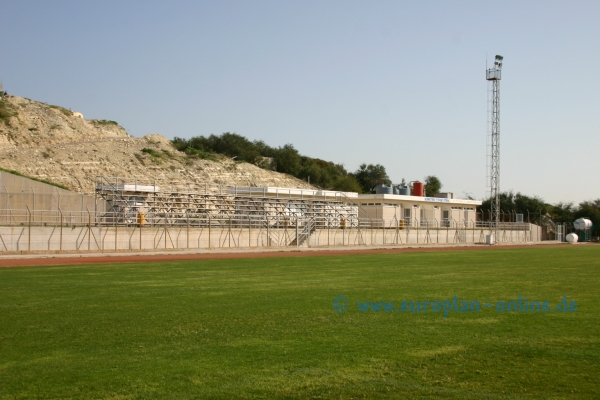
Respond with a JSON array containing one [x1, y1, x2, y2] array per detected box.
[[0, 95, 313, 193]]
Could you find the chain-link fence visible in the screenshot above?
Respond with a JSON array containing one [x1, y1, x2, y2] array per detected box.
[[0, 208, 544, 253]]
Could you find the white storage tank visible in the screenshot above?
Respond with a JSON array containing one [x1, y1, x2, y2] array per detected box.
[[573, 218, 593, 230], [566, 233, 578, 243]]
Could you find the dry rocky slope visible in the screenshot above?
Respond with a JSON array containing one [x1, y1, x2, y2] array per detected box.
[[0, 95, 313, 193]]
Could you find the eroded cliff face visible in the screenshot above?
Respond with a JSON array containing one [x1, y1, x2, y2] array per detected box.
[[0, 95, 313, 193], [0, 95, 129, 149]]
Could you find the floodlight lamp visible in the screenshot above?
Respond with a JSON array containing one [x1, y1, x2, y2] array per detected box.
[[495, 55, 503, 60]]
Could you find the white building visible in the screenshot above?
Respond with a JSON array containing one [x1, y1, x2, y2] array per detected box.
[[355, 193, 481, 227]]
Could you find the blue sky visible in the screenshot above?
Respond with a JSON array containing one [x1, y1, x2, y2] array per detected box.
[[2, 1, 598, 204]]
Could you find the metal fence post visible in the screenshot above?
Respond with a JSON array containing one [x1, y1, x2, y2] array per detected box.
[[88, 209, 91, 250], [59, 209, 63, 251], [26, 205, 31, 251]]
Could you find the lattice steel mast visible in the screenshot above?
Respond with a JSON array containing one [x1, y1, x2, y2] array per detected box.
[[486, 55, 503, 239]]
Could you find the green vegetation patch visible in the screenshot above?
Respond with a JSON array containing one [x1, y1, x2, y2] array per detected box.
[[48, 104, 73, 117], [172, 133, 376, 192], [141, 147, 160, 157], [140, 148, 178, 163], [182, 146, 220, 161], [0, 246, 598, 398], [0, 167, 70, 190], [0, 97, 17, 125], [140, 147, 171, 164], [92, 119, 119, 126]]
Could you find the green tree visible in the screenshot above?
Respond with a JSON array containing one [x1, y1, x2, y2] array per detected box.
[[273, 144, 302, 176], [514, 193, 549, 216], [172, 133, 386, 193], [210, 132, 262, 163], [549, 202, 576, 223], [478, 191, 549, 221], [332, 175, 362, 192], [253, 140, 276, 158], [171, 137, 189, 151], [351, 164, 391, 194], [424, 175, 442, 196]]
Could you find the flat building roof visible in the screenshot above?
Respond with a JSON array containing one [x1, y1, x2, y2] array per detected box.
[[356, 194, 482, 206]]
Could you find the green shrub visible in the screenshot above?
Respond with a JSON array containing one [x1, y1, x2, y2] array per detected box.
[[0, 99, 16, 125], [141, 148, 159, 157], [93, 120, 119, 126], [180, 146, 217, 161]]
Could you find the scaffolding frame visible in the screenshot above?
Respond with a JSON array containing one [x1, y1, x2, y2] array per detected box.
[[94, 176, 359, 229]]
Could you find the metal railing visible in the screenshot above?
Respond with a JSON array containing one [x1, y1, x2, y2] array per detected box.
[[0, 209, 536, 230]]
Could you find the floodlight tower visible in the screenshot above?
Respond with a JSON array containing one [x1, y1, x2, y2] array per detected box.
[[486, 55, 503, 239]]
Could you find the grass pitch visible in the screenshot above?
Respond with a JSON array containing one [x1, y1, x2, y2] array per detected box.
[[0, 246, 599, 399]]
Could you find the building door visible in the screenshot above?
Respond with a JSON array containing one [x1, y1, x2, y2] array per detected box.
[[403, 208, 411, 226]]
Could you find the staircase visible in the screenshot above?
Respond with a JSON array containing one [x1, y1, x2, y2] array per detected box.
[[290, 218, 315, 247]]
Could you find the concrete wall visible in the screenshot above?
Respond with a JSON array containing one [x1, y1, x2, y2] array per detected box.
[[0, 224, 543, 253], [0, 172, 107, 223]]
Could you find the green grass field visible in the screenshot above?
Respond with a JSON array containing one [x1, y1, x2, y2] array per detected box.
[[1, 246, 599, 399]]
